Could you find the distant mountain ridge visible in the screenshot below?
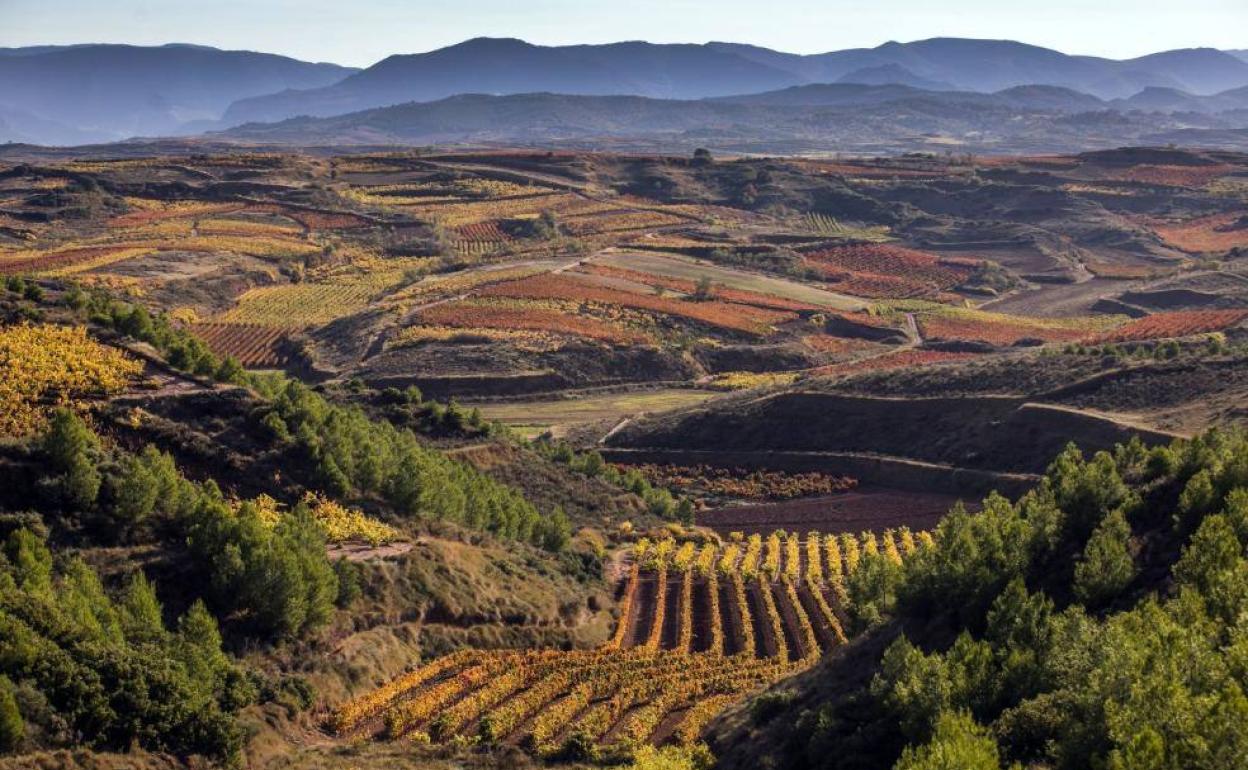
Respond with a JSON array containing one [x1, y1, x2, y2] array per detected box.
[[835, 64, 955, 91], [223, 37, 1248, 126], [217, 80, 1248, 155], [221, 37, 801, 124], [5, 36, 1248, 147], [0, 43, 357, 144]]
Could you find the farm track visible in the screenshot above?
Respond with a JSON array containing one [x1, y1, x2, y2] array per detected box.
[[659, 576, 682, 651], [689, 577, 714, 654], [771, 582, 807, 661], [719, 580, 744, 657], [797, 585, 839, 651], [744, 583, 774, 659]]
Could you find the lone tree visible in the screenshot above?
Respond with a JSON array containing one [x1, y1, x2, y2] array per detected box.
[[692, 147, 713, 166], [692, 275, 715, 301]]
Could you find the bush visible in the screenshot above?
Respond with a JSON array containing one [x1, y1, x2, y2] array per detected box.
[[751, 691, 794, 725]]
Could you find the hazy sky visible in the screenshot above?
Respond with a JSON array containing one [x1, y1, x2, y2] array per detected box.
[[1, 0, 1243, 67]]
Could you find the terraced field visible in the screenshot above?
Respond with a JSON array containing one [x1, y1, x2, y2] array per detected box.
[[329, 530, 924, 758], [591, 251, 865, 311], [476, 389, 718, 437]]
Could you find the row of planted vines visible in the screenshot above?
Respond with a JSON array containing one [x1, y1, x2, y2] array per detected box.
[[330, 528, 931, 759], [189, 322, 294, 367], [801, 243, 976, 299]]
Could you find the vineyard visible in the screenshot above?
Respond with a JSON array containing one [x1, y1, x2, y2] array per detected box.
[[801, 213, 892, 242], [1095, 163, 1235, 188], [0, 323, 143, 436], [1148, 211, 1248, 253], [561, 209, 688, 237], [0, 244, 155, 276], [399, 192, 576, 227], [478, 273, 798, 337], [911, 306, 1122, 346], [808, 348, 982, 378], [578, 263, 825, 313], [704, 371, 801, 391], [190, 322, 294, 367], [802, 243, 976, 299], [452, 220, 512, 255], [412, 298, 653, 345], [219, 281, 395, 327], [247, 493, 400, 546], [1088, 309, 1248, 343], [330, 530, 927, 758]]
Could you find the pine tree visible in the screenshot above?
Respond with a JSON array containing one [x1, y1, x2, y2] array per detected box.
[[894, 711, 1004, 770], [0, 675, 22, 753], [120, 571, 167, 646], [541, 507, 571, 552], [1074, 508, 1137, 608], [42, 409, 101, 509], [3, 529, 52, 593], [676, 497, 696, 526], [178, 600, 230, 699], [111, 453, 160, 526]]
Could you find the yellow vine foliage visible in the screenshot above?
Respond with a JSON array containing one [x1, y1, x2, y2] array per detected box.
[[303, 492, 400, 546], [231, 492, 399, 545], [0, 324, 142, 436]]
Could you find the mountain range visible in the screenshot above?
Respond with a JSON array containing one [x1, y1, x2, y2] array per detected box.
[[222, 37, 1248, 125], [0, 43, 356, 144], [2, 37, 1248, 149], [216, 81, 1248, 155]]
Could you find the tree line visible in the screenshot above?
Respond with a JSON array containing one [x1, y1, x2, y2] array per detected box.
[[768, 430, 1248, 770]]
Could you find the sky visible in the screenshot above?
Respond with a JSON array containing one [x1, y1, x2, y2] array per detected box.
[[0, 0, 1244, 67]]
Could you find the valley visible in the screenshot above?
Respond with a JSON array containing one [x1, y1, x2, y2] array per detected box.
[[2, 107, 1248, 770]]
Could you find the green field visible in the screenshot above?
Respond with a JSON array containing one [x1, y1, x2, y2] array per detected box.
[[475, 387, 718, 436]]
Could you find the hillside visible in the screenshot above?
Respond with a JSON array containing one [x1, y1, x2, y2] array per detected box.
[[704, 429, 1248, 770], [0, 44, 356, 144], [0, 143, 1246, 768]]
